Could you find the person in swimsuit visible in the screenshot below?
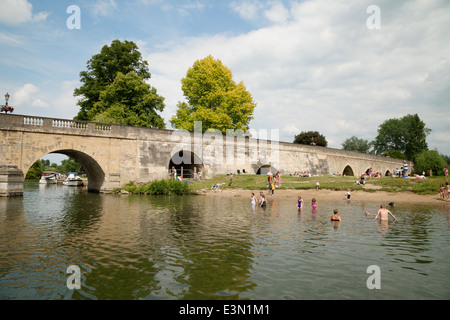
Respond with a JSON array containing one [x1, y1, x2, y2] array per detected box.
[[311, 198, 318, 210], [297, 196, 303, 210], [330, 209, 341, 222], [374, 204, 396, 221], [251, 192, 256, 208], [345, 189, 351, 200], [259, 192, 266, 208], [440, 184, 445, 200], [446, 182, 449, 200]]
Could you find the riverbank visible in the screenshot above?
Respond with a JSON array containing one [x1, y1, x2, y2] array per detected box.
[[199, 187, 447, 204], [188, 174, 449, 204]]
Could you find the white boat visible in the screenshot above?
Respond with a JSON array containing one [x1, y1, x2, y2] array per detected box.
[[63, 173, 83, 186], [39, 172, 57, 184]]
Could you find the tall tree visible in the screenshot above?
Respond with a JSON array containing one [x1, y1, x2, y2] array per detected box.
[[372, 114, 430, 161], [414, 150, 446, 176], [74, 40, 152, 121], [293, 131, 328, 147], [88, 72, 165, 128], [170, 55, 256, 134], [342, 136, 371, 153]]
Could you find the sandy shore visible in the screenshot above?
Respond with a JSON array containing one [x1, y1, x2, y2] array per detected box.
[[200, 187, 448, 204]]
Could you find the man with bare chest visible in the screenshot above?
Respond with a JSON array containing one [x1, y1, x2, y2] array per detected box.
[[374, 204, 396, 221]]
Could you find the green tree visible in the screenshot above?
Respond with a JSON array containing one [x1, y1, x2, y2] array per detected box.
[[26, 160, 44, 180], [294, 131, 328, 147], [170, 55, 256, 134], [74, 40, 152, 121], [414, 150, 446, 176], [384, 150, 407, 160], [59, 158, 83, 174], [372, 114, 430, 160], [88, 72, 165, 128], [342, 136, 371, 153], [441, 153, 450, 166]]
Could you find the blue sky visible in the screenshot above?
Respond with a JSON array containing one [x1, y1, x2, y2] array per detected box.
[[1, 0, 449, 162]]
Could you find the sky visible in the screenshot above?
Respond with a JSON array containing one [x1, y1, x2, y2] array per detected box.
[[1, 0, 449, 162]]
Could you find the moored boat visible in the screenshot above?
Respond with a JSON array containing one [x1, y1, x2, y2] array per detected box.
[[39, 172, 58, 184], [63, 173, 83, 186]]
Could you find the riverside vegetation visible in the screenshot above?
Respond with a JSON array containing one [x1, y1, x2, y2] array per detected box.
[[119, 174, 446, 196]]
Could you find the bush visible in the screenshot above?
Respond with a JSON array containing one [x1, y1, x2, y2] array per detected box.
[[414, 150, 446, 176], [123, 179, 191, 195]]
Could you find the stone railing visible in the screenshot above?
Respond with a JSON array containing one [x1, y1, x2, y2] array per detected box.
[[0, 113, 173, 140], [0, 114, 114, 133]]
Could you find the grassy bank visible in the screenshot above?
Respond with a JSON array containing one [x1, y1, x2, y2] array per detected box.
[[188, 174, 446, 195], [119, 174, 446, 196]]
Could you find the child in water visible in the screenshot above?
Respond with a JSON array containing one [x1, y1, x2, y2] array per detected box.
[[345, 189, 351, 200], [311, 198, 318, 210], [297, 196, 303, 210], [251, 192, 256, 207]]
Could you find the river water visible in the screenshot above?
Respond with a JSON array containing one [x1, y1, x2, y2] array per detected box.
[[0, 181, 449, 300]]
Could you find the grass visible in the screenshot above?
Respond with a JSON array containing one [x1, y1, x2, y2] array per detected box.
[[368, 176, 445, 195], [119, 174, 446, 196], [188, 174, 364, 192]]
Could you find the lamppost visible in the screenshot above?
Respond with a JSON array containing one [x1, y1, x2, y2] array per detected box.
[[1, 92, 14, 114]]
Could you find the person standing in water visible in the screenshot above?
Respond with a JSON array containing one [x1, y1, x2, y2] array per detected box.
[[311, 198, 318, 211], [374, 204, 396, 221], [345, 189, 351, 200], [259, 194, 267, 208], [330, 209, 341, 222], [251, 192, 257, 208], [297, 196, 303, 211]]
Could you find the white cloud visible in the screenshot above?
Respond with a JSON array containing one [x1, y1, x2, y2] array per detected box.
[[91, 0, 117, 17], [264, 1, 290, 24], [10, 81, 78, 117], [230, 1, 264, 20], [0, 0, 48, 25], [31, 98, 50, 108], [147, 0, 450, 155], [14, 83, 39, 105]]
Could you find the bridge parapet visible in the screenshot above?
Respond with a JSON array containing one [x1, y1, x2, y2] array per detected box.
[[0, 113, 174, 141]]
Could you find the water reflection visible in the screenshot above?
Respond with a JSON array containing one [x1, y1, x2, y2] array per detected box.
[[1, 183, 450, 300]]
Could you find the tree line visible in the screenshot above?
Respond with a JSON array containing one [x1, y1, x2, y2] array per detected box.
[[70, 39, 447, 176]]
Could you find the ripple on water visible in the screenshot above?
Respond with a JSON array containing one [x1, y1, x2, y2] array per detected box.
[[1, 185, 450, 300]]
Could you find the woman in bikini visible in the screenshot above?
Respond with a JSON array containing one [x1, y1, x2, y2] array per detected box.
[[330, 209, 341, 222]]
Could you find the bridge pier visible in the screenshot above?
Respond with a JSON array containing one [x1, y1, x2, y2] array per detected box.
[[0, 165, 24, 197]]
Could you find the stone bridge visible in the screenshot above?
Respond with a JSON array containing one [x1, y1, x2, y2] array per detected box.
[[0, 113, 413, 196]]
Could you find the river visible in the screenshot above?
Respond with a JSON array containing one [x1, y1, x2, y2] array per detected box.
[[0, 181, 449, 300]]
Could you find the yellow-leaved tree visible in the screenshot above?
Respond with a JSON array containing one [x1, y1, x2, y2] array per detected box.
[[170, 55, 256, 134]]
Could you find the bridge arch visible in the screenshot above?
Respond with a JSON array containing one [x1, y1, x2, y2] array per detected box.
[[256, 164, 277, 175], [342, 165, 354, 176], [168, 150, 203, 179], [27, 149, 105, 193]]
